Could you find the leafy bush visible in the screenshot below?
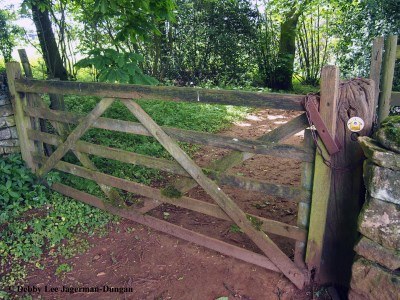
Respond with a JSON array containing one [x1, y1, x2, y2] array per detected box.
[[75, 49, 158, 85], [0, 154, 47, 224], [0, 154, 113, 294]]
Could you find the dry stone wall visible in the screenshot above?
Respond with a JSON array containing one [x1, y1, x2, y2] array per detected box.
[[0, 73, 19, 155], [348, 137, 400, 299]]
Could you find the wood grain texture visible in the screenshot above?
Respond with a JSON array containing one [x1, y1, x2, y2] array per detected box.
[[305, 66, 339, 276], [25, 106, 313, 161], [14, 78, 306, 110], [5, 62, 37, 171], [174, 113, 309, 193], [369, 36, 384, 119], [378, 35, 397, 122], [28, 129, 311, 203], [122, 99, 306, 289], [319, 79, 374, 285], [295, 129, 315, 268]]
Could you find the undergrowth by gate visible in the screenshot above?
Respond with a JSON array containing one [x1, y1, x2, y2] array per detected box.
[[6, 60, 344, 289]]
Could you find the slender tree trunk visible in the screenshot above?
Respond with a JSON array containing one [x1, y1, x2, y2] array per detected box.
[[31, 1, 68, 110], [271, 7, 300, 90], [31, 2, 68, 81]]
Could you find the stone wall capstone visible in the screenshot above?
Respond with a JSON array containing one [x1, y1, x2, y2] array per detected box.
[[0, 73, 20, 155]]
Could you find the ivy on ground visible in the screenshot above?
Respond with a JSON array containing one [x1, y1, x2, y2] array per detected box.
[[0, 154, 113, 296]]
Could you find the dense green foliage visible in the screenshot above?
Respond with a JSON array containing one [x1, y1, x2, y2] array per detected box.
[[331, 0, 400, 78], [0, 8, 22, 63], [0, 155, 48, 224], [5, 0, 398, 90], [0, 154, 113, 295]]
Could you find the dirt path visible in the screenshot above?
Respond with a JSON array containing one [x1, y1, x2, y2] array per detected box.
[[23, 108, 316, 300]]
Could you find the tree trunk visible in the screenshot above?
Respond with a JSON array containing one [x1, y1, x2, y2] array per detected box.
[[30, 1, 68, 110], [271, 8, 300, 90]]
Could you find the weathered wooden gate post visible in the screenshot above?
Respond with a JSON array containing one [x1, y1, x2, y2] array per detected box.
[[306, 65, 375, 288], [305, 65, 339, 277], [6, 62, 37, 171], [378, 35, 398, 123]]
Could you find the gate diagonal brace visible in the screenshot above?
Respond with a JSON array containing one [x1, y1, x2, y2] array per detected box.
[[37, 98, 115, 177], [303, 95, 340, 155], [121, 99, 307, 289]]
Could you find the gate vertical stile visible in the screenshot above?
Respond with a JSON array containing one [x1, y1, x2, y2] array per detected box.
[[305, 66, 340, 278], [295, 129, 315, 268], [18, 49, 46, 159], [5, 62, 38, 172]]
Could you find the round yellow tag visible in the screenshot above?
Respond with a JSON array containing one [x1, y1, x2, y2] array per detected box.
[[347, 117, 364, 132]]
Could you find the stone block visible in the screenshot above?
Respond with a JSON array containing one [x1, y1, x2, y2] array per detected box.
[[0, 97, 11, 106], [0, 104, 13, 117], [364, 162, 400, 205], [0, 95, 10, 106], [354, 237, 400, 270], [1, 146, 20, 154], [0, 127, 11, 140], [0, 139, 20, 147], [359, 137, 400, 171], [0, 115, 16, 128], [350, 257, 400, 300], [359, 197, 400, 250]]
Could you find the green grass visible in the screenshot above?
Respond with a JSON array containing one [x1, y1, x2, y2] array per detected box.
[[292, 80, 319, 95]]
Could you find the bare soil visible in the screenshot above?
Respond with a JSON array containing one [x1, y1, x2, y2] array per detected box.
[[21, 108, 321, 300]]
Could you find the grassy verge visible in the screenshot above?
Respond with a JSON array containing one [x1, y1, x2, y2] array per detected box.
[[0, 96, 249, 299]]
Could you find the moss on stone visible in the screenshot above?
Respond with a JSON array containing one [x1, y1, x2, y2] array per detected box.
[[381, 115, 400, 146]]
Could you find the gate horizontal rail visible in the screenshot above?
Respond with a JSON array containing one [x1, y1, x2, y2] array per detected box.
[[15, 78, 306, 110], [24, 106, 313, 161]]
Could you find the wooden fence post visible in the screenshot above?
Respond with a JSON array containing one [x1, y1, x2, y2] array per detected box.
[[321, 78, 375, 287], [305, 65, 339, 277], [369, 36, 384, 120], [6, 62, 37, 171], [378, 35, 397, 123]]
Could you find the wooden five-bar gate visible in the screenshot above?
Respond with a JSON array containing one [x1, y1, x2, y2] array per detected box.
[[6, 60, 342, 289]]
